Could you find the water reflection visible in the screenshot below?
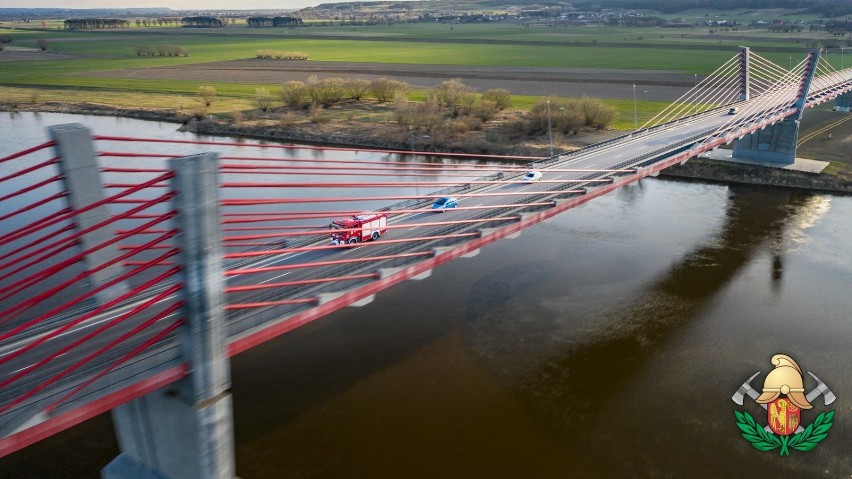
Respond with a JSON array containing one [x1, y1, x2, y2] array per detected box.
[[461, 186, 845, 476]]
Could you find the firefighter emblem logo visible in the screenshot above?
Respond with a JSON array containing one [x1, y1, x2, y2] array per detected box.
[[732, 354, 836, 456]]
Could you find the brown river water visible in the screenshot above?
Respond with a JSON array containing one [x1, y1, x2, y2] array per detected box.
[[1, 113, 850, 478]]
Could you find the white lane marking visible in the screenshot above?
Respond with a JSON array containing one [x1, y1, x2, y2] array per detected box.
[[259, 271, 292, 284]]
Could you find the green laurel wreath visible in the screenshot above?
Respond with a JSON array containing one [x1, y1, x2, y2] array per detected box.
[[734, 410, 835, 456]]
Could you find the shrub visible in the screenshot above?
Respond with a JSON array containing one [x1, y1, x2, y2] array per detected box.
[[431, 78, 472, 117], [254, 87, 273, 112], [36, 39, 49, 51], [413, 98, 442, 131], [526, 98, 584, 135], [482, 88, 512, 111], [279, 81, 308, 109], [580, 98, 618, 129], [392, 91, 414, 127], [255, 50, 308, 60], [371, 78, 408, 103], [307, 76, 346, 108], [196, 85, 217, 107], [134, 45, 188, 56], [473, 99, 499, 123], [344, 78, 370, 101], [308, 103, 327, 123]]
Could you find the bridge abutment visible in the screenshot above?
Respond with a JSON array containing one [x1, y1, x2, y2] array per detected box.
[[102, 153, 236, 479]]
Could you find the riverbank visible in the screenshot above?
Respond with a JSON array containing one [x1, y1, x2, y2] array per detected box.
[[662, 157, 852, 194], [2, 102, 619, 158], [5, 103, 851, 193]]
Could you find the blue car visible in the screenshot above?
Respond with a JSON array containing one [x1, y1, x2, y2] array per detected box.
[[432, 196, 458, 212]]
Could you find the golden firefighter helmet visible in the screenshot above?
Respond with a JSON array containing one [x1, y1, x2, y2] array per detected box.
[[755, 354, 812, 409]]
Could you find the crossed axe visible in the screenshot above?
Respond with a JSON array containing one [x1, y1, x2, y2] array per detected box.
[[732, 371, 836, 434]]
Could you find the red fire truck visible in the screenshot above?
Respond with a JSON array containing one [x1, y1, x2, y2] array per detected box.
[[330, 212, 388, 245]]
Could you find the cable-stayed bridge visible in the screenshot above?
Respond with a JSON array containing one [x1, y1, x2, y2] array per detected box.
[[0, 48, 850, 478]]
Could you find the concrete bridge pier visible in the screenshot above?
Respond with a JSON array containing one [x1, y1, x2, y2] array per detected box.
[[835, 90, 852, 112], [732, 48, 821, 166], [732, 117, 800, 165], [102, 153, 236, 479]]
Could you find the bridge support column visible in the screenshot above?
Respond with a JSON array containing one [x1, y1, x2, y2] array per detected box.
[[50, 124, 128, 303], [732, 49, 821, 166], [835, 91, 852, 112], [103, 153, 236, 479], [738, 46, 750, 101], [732, 117, 800, 164]]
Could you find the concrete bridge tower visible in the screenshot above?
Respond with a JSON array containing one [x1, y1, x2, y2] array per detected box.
[[49, 125, 236, 479], [732, 49, 821, 165]]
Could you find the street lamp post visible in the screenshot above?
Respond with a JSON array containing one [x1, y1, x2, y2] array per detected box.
[[547, 99, 553, 158], [789, 56, 792, 70], [633, 84, 638, 130]]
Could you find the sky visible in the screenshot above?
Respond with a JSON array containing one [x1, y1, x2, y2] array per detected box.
[[0, 0, 356, 9]]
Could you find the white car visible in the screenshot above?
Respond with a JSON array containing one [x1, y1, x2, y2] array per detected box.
[[522, 171, 542, 182]]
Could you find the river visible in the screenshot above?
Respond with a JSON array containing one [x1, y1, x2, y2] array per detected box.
[[1, 113, 850, 478]]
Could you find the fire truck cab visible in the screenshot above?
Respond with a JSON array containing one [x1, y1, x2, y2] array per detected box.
[[330, 212, 388, 245]]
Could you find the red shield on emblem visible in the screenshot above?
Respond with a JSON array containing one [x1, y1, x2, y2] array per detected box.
[[767, 398, 800, 436]]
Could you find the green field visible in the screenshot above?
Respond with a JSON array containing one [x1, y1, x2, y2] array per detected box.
[[0, 22, 847, 129]]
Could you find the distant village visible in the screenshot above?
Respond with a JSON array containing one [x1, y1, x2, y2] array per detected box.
[[1, 4, 850, 40]]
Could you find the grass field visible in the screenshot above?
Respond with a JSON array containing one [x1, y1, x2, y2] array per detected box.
[[0, 22, 847, 130]]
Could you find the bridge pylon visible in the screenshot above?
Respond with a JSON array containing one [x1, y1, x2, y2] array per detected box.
[[732, 49, 821, 165], [102, 154, 236, 479], [50, 124, 130, 303], [738, 46, 750, 101]]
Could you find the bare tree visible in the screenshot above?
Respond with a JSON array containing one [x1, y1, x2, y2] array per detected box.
[[344, 78, 370, 102], [371, 78, 408, 103], [36, 39, 49, 51], [196, 85, 217, 107], [473, 99, 499, 123], [307, 76, 346, 108], [579, 97, 618, 129], [482, 88, 512, 111], [279, 81, 308, 109], [431, 78, 473, 117], [254, 87, 273, 112]]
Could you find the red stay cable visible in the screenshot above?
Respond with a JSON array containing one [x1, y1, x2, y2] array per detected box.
[[0, 191, 66, 223], [0, 172, 173, 248], [0, 248, 179, 341], [0, 140, 55, 164], [0, 233, 177, 330], [0, 158, 58, 183], [0, 268, 181, 368], [0, 302, 184, 416], [0, 175, 63, 203], [224, 298, 316, 310], [225, 273, 378, 293], [45, 317, 186, 415], [0, 282, 181, 389], [225, 251, 432, 276], [223, 232, 479, 259]]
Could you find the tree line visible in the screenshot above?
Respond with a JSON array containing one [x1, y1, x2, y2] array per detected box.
[[135, 45, 189, 57], [63, 18, 129, 29], [246, 16, 303, 28], [181, 16, 224, 28]]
